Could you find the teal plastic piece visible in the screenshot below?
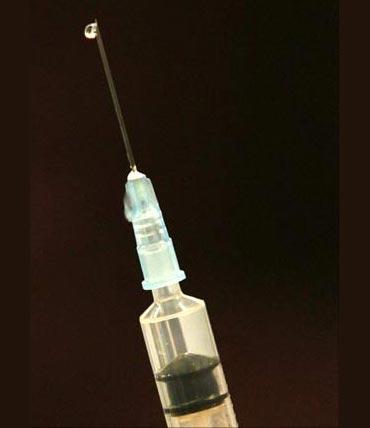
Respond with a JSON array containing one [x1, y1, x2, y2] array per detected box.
[[124, 170, 186, 290]]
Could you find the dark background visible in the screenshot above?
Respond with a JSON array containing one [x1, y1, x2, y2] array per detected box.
[[30, 1, 338, 426]]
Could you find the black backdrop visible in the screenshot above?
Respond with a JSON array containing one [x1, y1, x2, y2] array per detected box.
[[30, 1, 338, 426]]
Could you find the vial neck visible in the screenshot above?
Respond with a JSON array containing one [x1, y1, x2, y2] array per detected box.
[[152, 283, 183, 302]]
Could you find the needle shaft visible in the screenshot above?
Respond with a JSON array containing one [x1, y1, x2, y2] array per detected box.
[[92, 19, 137, 171]]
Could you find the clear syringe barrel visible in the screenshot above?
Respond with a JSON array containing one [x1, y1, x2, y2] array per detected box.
[[124, 171, 238, 427], [140, 284, 238, 427]]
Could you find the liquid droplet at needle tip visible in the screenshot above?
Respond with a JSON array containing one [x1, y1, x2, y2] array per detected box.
[[84, 23, 97, 39]]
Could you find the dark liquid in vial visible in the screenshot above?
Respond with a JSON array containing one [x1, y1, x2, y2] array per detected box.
[[155, 353, 229, 416]]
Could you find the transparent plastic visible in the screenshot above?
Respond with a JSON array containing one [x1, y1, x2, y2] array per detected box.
[[140, 284, 238, 427], [124, 172, 186, 290]]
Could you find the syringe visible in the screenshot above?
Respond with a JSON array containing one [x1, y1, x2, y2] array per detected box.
[[85, 21, 238, 427]]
